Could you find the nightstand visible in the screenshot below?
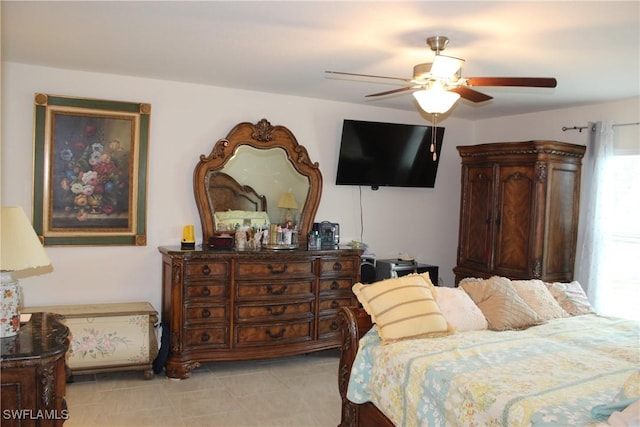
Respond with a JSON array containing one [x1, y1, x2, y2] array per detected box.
[[1, 312, 70, 426]]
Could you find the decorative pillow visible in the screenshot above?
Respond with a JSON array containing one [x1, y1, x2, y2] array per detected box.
[[544, 281, 596, 316], [435, 286, 488, 331], [461, 276, 544, 331], [352, 273, 451, 342], [510, 279, 569, 320]]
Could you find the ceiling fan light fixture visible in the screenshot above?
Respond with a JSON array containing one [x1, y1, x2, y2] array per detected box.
[[430, 55, 464, 79], [413, 88, 460, 114]]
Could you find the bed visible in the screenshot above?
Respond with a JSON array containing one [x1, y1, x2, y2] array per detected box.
[[337, 274, 640, 427]]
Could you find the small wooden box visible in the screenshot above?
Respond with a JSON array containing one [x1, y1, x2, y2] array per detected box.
[[25, 302, 158, 379]]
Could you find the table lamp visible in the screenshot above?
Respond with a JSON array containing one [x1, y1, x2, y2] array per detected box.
[[0, 206, 52, 338], [277, 191, 298, 228]]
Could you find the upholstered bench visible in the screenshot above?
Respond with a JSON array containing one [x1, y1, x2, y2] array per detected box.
[[25, 302, 158, 379]]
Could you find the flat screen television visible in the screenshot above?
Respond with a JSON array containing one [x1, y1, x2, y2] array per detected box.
[[335, 119, 445, 189]]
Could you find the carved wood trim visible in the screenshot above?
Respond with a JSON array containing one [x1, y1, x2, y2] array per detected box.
[[458, 140, 586, 159], [536, 163, 547, 182], [40, 362, 55, 407]]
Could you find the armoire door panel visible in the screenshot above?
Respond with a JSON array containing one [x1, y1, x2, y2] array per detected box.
[[544, 165, 581, 278], [494, 166, 536, 274], [459, 166, 494, 269]]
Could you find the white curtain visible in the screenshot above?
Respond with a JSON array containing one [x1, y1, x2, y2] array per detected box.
[[574, 121, 614, 311]]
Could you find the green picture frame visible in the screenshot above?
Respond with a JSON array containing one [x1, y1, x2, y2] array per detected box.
[[32, 94, 151, 246]]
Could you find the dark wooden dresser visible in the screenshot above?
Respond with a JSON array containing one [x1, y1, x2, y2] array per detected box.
[[1, 312, 70, 426], [454, 141, 585, 283], [159, 246, 362, 379]]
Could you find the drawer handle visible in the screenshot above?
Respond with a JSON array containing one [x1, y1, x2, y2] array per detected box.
[[330, 321, 339, 331], [266, 284, 288, 295], [267, 264, 288, 274], [201, 332, 210, 342], [266, 306, 288, 316], [202, 265, 211, 275], [330, 280, 340, 290], [330, 300, 340, 309], [265, 328, 286, 339], [332, 262, 343, 271], [201, 308, 211, 318], [201, 287, 211, 296]]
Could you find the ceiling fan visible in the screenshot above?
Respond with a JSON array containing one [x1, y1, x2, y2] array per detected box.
[[326, 36, 557, 115]]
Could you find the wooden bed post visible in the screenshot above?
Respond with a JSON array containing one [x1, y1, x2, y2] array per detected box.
[[337, 307, 361, 427], [337, 306, 396, 427]]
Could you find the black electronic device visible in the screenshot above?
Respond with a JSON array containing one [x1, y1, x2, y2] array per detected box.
[[375, 258, 439, 284], [313, 221, 340, 248], [335, 119, 445, 189], [360, 255, 377, 284]]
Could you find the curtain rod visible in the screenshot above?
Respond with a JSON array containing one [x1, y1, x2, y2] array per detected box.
[[562, 122, 640, 133]]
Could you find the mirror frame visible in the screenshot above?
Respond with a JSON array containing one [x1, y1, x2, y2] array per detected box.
[[194, 119, 323, 246]]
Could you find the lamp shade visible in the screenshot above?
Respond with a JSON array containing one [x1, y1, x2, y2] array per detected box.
[[1, 206, 51, 272], [1, 206, 51, 338], [413, 88, 461, 114], [277, 192, 298, 210]]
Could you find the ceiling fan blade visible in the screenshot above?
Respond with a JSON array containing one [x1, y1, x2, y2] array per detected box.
[[325, 70, 412, 83], [365, 86, 418, 97], [466, 77, 557, 88], [449, 86, 493, 103]]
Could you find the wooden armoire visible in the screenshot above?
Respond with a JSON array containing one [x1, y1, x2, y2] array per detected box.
[[454, 141, 586, 284]]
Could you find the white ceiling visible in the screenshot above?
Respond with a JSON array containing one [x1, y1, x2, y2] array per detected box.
[[2, 1, 639, 120]]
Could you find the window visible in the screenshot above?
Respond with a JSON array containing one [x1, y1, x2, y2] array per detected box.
[[597, 147, 640, 320]]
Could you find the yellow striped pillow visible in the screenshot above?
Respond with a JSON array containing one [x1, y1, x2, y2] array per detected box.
[[352, 273, 451, 342]]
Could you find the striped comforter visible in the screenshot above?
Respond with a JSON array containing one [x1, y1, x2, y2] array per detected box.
[[347, 314, 639, 426]]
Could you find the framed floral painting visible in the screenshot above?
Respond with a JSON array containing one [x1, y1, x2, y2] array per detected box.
[[32, 94, 151, 246]]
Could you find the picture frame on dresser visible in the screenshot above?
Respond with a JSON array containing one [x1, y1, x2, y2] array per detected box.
[[32, 93, 151, 246]]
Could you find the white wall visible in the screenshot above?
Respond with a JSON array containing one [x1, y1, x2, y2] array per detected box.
[[474, 97, 639, 146], [1, 62, 471, 314]]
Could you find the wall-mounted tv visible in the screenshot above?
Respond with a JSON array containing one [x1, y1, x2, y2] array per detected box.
[[335, 119, 445, 189]]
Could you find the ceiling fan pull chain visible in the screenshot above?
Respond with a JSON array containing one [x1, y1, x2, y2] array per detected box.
[[431, 114, 438, 161]]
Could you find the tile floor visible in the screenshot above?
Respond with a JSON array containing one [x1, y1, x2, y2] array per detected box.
[[64, 349, 342, 427]]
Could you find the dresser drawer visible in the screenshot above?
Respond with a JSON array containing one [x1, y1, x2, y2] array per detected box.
[[235, 320, 312, 346], [184, 326, 229, 348], [184, 283, 227, 299], [318, 278, 355, 293], [235, 260, 314, 278], [185, 261, 228, 279], [236, 301, 313, 321], [319, 258, 359, 276], [185, 303, 228, 324], [236, 280, 314, 300], [318, 315, 341, 339], [318, 297, 354, 313]]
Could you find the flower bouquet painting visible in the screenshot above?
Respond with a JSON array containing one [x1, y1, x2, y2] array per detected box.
[[33, 94, 151, 246], [53, 114, 132, 228]]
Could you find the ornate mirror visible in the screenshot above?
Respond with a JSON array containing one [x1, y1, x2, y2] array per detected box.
[[194, 119, 322, 246]]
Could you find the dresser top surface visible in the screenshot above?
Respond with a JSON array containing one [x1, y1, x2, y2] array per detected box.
[[158, 245, 363, 257]]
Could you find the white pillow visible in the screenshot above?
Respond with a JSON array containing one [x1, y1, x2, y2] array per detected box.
[[510, 279, 569, 320], [435, 287, 488, 331], [544, 281, 595, 316]]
